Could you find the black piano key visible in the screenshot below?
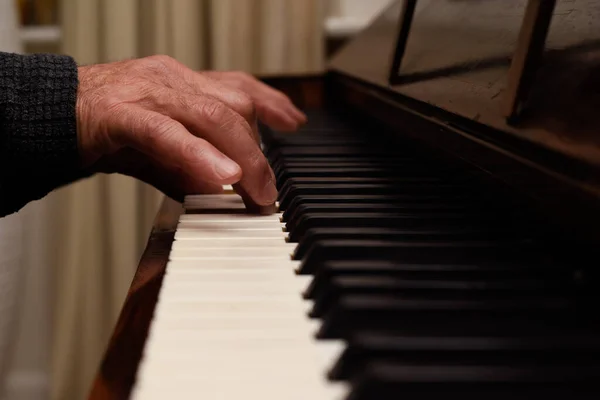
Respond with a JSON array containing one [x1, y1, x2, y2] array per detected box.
[[304, 260, 573, 300], [275, 163, 477, 179], [316, 294, 589, 340], [277, 167, 397, 185], [282, 194, 484, 221], [331, 333, 600, 381], [268, 145, 407, 158], [286, 212, 531, 242], [309, 276, 570, 318], [296, 240, 547, 275], [284, 201, 507, 222], [276, 164, 454, 177], [261, 109, 600, 398], [266, 136, 370, 146], [346, 362, 600, 400], [292, 227, 536, 260], [278, 184, 481, 210], [269, 149, 408, 165], [271, 157, 428, 174], [272, 160, 460, 178], [279, 177, 450, 199], [285, 203, 449, 227], [271, 156, 419, 167], [274, 160, 426, 172], [279, 173, 446, 192]]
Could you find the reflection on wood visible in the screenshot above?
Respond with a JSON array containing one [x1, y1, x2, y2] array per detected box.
[[88, 197, 181, 400]]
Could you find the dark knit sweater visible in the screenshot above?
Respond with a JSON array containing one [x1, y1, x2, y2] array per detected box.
[[0, 51, 86, 217]]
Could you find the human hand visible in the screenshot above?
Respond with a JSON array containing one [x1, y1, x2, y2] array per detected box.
[[201, 71, 307, 132], [76, 55, 302, 209]]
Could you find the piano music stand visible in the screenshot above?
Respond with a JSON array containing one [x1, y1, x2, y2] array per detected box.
[[388, 0, 557, 123]]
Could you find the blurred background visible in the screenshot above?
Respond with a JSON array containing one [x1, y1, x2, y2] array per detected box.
[[0, 0, 392, 399]]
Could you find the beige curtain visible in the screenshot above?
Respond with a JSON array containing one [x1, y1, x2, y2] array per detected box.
[[0, 2, 25, 396], [53, 1, 324, 399], [1, 2, 53, 400]]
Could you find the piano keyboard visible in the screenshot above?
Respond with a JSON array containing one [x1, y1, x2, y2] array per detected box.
[[131, 111, 600, 399]]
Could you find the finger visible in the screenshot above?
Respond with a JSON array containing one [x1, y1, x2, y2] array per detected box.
[[188, 77, 261, 144], [232, 183, 278, 215], [201, 70, 306, 129], [148, 90, 277, 207], [255, 101, 301, 132], [165, 66, 261, 144], [113, 106, 243, 187], [258, 89, 307, 124], [93, 147, 224, 200], [234, 75, 307, 124], [133, 157, 224, 201]]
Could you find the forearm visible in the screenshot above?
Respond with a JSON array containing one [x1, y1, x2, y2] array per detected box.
[[0, 52, 85, 217]]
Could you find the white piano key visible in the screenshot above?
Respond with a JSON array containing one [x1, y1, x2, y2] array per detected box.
[[132, 193, 345, 400], [159, 281, 306, 298], [179, 213, 284, 222], [175, 229, 288, 239], [172, 236, 294, 247], [169, 246, 295, 258], [161, 258, 301, 271]]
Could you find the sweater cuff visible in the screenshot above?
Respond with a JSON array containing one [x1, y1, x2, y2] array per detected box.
[[0, 52, 83, 216], [0, 52, 79, 173]]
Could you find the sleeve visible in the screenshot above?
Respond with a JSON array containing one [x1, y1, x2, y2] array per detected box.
[[0, 51, 91, 217]]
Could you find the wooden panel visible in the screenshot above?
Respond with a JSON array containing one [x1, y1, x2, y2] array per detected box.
[[260, 73, 325, 109], [88, 197, 182, 400]]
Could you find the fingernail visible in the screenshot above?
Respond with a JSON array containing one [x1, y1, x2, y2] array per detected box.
[[216, 158, 241, 180]]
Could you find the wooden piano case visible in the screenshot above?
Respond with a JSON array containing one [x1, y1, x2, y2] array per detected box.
[[90, 1, 600, 398]]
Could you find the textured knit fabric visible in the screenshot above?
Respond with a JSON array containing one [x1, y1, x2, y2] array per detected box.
[[0, 51, 85, 217]]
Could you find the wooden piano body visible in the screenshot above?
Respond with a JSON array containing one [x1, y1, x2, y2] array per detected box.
[[90, 1, 600, 398]]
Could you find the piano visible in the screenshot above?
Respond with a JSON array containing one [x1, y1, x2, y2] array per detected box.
[[89, 1, 600, 399]]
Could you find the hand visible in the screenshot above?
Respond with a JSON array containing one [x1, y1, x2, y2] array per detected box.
[[201, 71, 306, 132], [76, 55, 302, 209]]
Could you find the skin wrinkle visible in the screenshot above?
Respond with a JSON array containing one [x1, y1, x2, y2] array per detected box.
[[74, 54, 306, 210]]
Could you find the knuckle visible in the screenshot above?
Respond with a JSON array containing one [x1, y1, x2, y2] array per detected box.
[[143, 54, 174, 72], [200, 100, 229, 125], [230, 92, 256, 122], [150, 54, 173, 64]]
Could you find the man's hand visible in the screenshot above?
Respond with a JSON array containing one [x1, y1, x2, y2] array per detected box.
[[76, 55, 305, 209], [201, 71, 307, 132]]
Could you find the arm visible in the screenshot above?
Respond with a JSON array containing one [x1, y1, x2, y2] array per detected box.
[[0, 52, 306, 217], [0, 52, 89, 217]]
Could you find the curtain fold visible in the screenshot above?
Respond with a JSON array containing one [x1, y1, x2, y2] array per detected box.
[[1, 2, 52, 399], [53, 1, 324, 399], [0, 0, 24, 393]]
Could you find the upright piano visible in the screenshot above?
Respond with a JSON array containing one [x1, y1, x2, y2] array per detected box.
[[90, 1, 600, 399]]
